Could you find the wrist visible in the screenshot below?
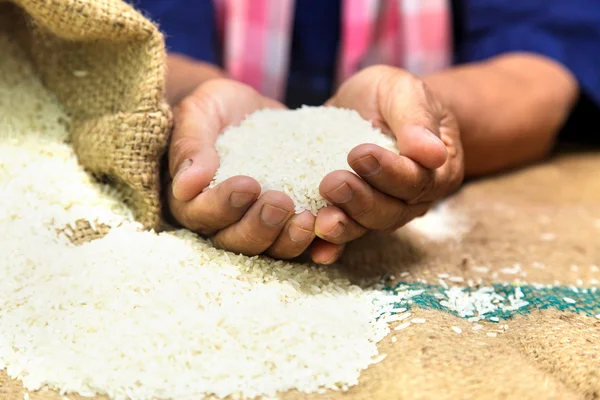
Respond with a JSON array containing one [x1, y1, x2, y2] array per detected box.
[[166, 53, 228, 105], [424, 54, 578, 177]]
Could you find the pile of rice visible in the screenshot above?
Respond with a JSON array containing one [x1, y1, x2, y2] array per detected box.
[[211, 106, 398, 215], [0, 35, 402, 400]]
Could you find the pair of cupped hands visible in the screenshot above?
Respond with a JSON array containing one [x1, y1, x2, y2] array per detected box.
[[166, 65, 464, 264]]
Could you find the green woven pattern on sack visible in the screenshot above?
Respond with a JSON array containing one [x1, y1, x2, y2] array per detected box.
[[382, 281, 600, 321]]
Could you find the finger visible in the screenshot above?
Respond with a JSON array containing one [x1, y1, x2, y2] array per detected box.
[[310, 239, 345, 265], [169, 79, 285, 201], [376, 67, 449, 169], [168, 88, 223, 201], [329, 66, 447, 169], [168, 175, 261, 234], [320, 170, 431, 231], [350, 137, 465, 204], [266, 211, 316, 259], [170, 147, 220, 202], [348, 143, 436, 203], [314, 206, 367, 244], [212, 190, 294, 256]]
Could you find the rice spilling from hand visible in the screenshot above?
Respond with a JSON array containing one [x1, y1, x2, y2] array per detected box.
[[210, 106, 399, 215], [0, 35, 398, 400]]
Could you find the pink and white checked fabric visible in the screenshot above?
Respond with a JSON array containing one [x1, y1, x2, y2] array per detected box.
[[214, 0, 451, 101]]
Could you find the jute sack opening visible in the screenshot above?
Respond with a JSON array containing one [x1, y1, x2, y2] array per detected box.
[[0, 0, 172, 232]]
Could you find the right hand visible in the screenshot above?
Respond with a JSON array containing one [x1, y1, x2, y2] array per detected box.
[[166, 79, 316, 259]]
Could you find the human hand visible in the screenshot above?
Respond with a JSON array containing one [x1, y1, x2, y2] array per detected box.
[[167, 79, 316, 259], [311, 65, 464, 264]]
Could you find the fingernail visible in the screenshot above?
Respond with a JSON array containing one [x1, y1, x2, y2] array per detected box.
[[174, 158, 193, 179], [229, 192, 255, 208], [323, 249, 343, 265], [352, 155, 381, 177], [326, 222, 345, 238], [425, 128, 445, 146], [260, 204, 289, 226], [326, 182, 353, 204], [172, 159, 193, 198], [426, 129, 448, 162], [323, 256, 338, 265], [289, 225, 314, 242]]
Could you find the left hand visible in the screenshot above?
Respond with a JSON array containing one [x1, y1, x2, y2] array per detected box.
[[310, 65, 464, 264]]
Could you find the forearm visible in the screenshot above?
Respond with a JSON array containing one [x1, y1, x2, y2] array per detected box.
[[424, 53, 578, 178], [166, 53, 227, 105]]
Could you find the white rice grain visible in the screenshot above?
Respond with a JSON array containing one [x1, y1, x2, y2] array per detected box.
[[404, 202, 470, 242], [210, 106, 398, 216], [394, 322, 411, 331], [472, 266, 490, 274], [371, 354, 388, 364], [0, 35, 400, 400], [391, 312, 412, 323]]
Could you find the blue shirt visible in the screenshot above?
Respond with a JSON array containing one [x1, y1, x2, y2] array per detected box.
[[135, 0, 600, 142]]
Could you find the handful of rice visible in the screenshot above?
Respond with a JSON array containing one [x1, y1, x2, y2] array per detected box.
[[210, 106, 399, 215]]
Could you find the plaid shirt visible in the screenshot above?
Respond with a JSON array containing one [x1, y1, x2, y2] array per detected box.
[[214, 0, 451, 101]]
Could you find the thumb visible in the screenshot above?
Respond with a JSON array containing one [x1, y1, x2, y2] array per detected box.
[[170, 137, 219, 202], [169, 87, 223, 202], [378, 68, 448, 169]]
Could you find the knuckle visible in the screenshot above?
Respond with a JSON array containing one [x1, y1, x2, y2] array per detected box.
[[352, 194, 376, 220], [388, 72, 415, 95], [169, 196, 217, 236], [412, 77, 428, 94], [172, 203, 199, 233], [169, 136, 194, 159], [381, 204, 410, 232], [323, 232, 347, 245], [174, 88, 222, 128], [212, 228, 267, 256], [173, 95, 203, 121], [167, 195, 190, 226], [182, 212, 213, 237], [238, 229, 271, 254], [210, 235, 228, 251], [412, 78, 434, 105], [407, 172, 436, 204], [268, 245, 305, 260], [409, 78, 442, 123]]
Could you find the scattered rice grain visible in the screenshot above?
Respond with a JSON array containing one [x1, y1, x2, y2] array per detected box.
[[394, 322, 411, 331]]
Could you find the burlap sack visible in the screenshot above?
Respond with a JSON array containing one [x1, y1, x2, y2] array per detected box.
[[0, 0, 172, 231]]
